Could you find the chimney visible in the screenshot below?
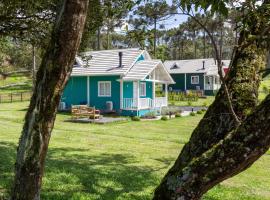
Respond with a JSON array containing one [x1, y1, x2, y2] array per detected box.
[[118, 51, 123, 67], [202, 60, 205, 70]]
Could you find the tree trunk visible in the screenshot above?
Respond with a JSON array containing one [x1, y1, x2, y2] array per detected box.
[[203, 30, 206, 58], [154, 17, 157, 58], [219, 23, 223, 60], [11, 0, 89, 199], [153, 28, 267, 200], [97, 27, 101, 50], [154, 94, 270, 200], [193, 30, 196, 59], [32, 45, 36, 88]]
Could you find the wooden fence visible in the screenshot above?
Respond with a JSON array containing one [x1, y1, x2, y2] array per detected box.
[[0, 92, 32, 103]]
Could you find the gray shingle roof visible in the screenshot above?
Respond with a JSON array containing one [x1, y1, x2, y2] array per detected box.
[[164, 58, 230, 75], [72, 48, 148, 76], [123, 60, 161, 80]]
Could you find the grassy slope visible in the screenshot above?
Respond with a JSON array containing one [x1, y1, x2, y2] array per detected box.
[[0, 74, 32, 94], [0, 102, 269, 200]]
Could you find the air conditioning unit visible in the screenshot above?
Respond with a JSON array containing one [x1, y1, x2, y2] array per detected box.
[[106, 101, 113, 111], [58, 102, 66, 111]]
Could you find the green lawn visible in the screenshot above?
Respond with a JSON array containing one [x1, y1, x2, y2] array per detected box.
[[0, 102, 270, 200], [0, 74, 32, 94]]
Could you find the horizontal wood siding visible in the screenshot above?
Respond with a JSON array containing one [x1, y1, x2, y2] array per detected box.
[[169, 74, 185, 91], [89, 76, 120, 111], [62, 76, 87, 108], [186, 73, 204, 90]]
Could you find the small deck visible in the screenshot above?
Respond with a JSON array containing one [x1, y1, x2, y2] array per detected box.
[[66, 117, 127, 124]]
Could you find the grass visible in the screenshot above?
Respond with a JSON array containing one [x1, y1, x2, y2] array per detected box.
[[0, 102, 270, 200], [0, 74, 32, 94], [169, 96, 215, 107]]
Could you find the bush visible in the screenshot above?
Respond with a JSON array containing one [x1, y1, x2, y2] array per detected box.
[[197, 110, 203, 114], [142, 111, 156, 119], [187, 101, 192, 106], [201, 108, 207, 112], [131, 116, 140, 121], [190, 112, 196, 116], [161, 116, 168, 121], [161, 107, 182, 115], [203, 102, 208, 107], [175, 113, 181, 118]]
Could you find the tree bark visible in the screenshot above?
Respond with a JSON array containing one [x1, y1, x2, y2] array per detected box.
[[155, 94, 270, 200], [32, 45, 36, 88], [11, 0, 89, 199], [153, 19, 268, 200]]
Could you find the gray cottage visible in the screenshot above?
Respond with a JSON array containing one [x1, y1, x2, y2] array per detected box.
[[164, 59, 230, 95]]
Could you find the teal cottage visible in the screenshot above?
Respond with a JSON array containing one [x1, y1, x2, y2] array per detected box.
[[61, 49, 175, 116], [164, 59, 230, 95]]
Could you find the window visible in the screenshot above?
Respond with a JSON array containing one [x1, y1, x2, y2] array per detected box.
[[191, 76, 199, 84], [98, 81, 111, 97], [140, 82, 146, 96]]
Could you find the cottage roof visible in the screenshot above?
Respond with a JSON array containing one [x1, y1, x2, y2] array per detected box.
[[72, 48, 149, 76], [71, 48, 174, 84], [123, 60, 175, 83], [164, 58, 230, 76]]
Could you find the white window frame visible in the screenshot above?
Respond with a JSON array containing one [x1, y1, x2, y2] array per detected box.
[[191, 76, 199, 84], [98, 81, 111, 97], [140, 82, 146, 96]]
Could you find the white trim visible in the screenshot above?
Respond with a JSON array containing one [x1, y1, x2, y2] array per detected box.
[[87, 76, 90, 105], [140, 82, 146, 96], [191, 76, 199, 84], [137, 81, 140, 112], [98, 81, 111, 97], [120, 79, 123, 109]]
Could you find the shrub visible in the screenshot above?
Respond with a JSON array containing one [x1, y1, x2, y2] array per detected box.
[[131, 116, 140, 121], [187, 101, 192, 106], [161, 107, 182, 115], [142, 111, 156, 119], [175, 113, 181, 118], [190, 112, 196, 116], [197, 110, 203, 114], [203, 102, 208, 107], [161, 116, 168, 121], [201, 108, 207, 112]]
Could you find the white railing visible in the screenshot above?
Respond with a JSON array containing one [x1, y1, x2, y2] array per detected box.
[[140, 98, 153, 109], [122, 98, 137, 109], [122, 97, 167, 110], [155, 97, 167, 107]]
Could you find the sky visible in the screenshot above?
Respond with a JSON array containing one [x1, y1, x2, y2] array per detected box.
[[164, 0, 188, 29]]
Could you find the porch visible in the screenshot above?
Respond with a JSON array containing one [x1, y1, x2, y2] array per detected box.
[[204, 75, 220, 91], [121, 97, 167, 110]]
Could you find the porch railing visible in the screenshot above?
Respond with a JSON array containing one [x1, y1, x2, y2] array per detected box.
[[121, 97, 167, 110], [154, 97, 167, 107]]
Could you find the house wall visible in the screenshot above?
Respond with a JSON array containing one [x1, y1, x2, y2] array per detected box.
[[168, 74, 185, 91], [89, 76, 120, 111], [62, 76, 88, 108], [186, 73, 204, 90], [168, 73, 205, 91]]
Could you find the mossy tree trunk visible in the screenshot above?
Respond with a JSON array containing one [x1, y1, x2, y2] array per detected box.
[[10, 0, 89, 199], [153, 4, 270, 200]]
